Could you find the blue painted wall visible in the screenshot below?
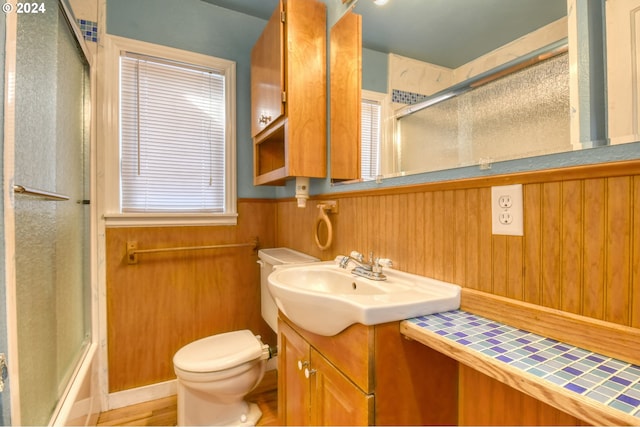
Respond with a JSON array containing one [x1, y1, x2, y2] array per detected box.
[[362, 47, 388, 93], [107, 0, 275, 199], [107, 0, 638, 202]]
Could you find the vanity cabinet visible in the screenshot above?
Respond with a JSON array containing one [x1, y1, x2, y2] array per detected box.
[[250, 0, 326, 185], [277, 314, 458, 426], [278, 317, 373, 425]]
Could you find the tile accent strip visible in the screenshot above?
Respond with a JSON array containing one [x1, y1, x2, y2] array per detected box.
[[407, 310, 640, 418], [391, 89, 430, 105], [76, 19, 98, 43]]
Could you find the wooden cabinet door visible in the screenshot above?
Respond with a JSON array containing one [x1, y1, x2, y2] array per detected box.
[[310, 348, 373, 426], [278, 319, 311, 425], [251, 0, 284, 137], [330, 10, 362, 181]]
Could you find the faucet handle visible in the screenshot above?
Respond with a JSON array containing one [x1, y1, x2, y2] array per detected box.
[[377, 258, 393, 268], [350, 251, 364, 262]]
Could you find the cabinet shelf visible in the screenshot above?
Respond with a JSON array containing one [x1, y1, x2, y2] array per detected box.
[[254, 118, 288, 185]]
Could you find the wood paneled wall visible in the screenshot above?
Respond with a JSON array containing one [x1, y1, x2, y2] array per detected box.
[[458, 365, 587, 426], [276, 160, 640, 330], [106, 161, 640, 395], [106, 200, 276, 392]]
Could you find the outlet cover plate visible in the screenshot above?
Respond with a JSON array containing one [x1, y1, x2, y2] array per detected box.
[[491, 184, 523, 236]]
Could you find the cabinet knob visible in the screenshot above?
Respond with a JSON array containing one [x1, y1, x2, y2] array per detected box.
[[259, 114, 272, 124], [304, 367, 317, 379], [297, 360, 309, 371]]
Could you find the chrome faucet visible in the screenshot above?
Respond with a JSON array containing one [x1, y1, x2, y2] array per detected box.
[[339, 251, 392, 281]]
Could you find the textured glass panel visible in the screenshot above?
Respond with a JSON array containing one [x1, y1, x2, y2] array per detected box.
[[397, 53, 570, 174], [14, 3, 90, 424]]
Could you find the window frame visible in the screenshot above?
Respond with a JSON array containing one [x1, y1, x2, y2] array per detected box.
[[101, 35, 237, 226], [361, 89, 390, 181]]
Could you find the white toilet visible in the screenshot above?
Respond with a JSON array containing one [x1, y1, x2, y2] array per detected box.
[[173, 247, 318, 426]]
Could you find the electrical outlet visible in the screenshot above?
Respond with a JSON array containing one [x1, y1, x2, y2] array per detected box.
[[491, 184, 523, 236]]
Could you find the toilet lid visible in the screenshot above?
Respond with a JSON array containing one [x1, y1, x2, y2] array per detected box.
[[173, 330, 265, 373]]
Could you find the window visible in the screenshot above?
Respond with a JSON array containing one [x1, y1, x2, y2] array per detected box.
[[361, 96, 382, 181], [103, 36, 236, 226]]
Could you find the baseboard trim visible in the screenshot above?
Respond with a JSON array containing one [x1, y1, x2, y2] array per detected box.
[[107, 379, 177, 411], [106, 365, 279, 411]]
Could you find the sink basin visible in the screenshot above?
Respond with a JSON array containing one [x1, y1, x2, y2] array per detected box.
[[267, 257, 461, 336]]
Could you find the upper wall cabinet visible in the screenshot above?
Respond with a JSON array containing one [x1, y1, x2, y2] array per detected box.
[[251, 0, 327, 186], [330, 11, 362, 181]]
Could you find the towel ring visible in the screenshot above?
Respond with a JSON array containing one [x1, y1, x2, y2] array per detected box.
[[314, 208, 333, 250], [314, 201, 337, 250]]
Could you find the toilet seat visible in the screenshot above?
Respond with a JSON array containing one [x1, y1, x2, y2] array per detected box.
[[174, 330, 268, 373]]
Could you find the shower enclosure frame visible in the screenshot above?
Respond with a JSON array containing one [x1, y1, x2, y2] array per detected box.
[[1, 0, 100, 424]]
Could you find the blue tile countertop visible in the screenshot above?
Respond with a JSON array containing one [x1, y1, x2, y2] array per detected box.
[[402, 310, 640, 426]]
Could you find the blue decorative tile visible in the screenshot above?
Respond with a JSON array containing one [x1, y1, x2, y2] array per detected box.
[[406, 310, 640, 420], [611, 376, 632, 387], [604, 380, 627, 392], [560, 352, 580, 362], [527, 367, 547, 378], [530, 354, 547, 362], [563, 366, 583, 377], [522, 357, 541, 366], [546, 374, 567, 386], [574, 377, 597, 389], [625, 365, 640, 377], [587, 354, 606, 363], [598, 364, 618, 374], [565, 383, 587, 394], [618, 394, 640, 407], [497, 355, 513, 363], [610, 399, 635, 413], [76, 18, 98, 43], [587, 390, 611, 404], [556, 370, 576, 381], [540, 337, 559, 346], [593, 384, 619, 398]]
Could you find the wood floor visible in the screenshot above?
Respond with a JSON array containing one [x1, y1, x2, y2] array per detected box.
[[97, 370, 278, 426]]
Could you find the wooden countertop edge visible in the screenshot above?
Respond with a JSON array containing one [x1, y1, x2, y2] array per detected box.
[[400, 321, 640, 426]]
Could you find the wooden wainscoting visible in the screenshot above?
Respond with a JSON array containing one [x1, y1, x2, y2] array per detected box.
[[276, 160, 640, 330], [458, 365, 588, 426], [105, 200, 276, 392]]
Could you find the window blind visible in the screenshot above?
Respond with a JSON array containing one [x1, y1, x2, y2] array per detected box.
[[120, 54, 226, 212], [361, 98, 381, 181]]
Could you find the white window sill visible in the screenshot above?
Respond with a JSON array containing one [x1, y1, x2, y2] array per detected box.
[[103, 212, 238, 227]]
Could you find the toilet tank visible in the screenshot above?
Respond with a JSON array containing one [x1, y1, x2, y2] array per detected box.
[[258, 248, 319, 332]]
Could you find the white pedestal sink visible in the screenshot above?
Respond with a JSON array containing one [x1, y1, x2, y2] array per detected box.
[[267, 257, 461, 336]]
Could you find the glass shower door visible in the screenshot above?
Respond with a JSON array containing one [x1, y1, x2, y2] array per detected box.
[[11, 1, 91, 424]]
